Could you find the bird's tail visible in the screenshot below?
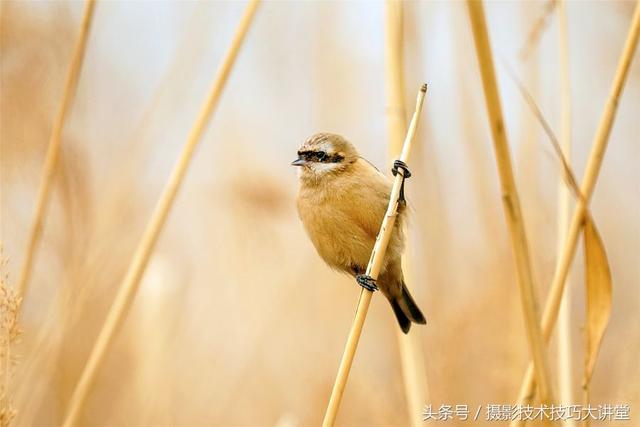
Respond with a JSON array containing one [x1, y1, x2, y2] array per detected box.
[[391, 283, 426, 334]]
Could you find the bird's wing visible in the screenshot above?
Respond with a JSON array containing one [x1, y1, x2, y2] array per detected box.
[[343, 159, 393, 241], [358, 155, 408, 215]]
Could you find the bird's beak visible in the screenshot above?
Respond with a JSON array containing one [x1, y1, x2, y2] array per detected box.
[[291, 158, 306, 166]]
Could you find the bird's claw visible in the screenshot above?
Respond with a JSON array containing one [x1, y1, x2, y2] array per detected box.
[[391, 160, 412, 203], [356, 274, 378, 292], [392, 160, 412, 179]]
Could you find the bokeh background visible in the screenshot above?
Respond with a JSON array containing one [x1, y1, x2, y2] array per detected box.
[[1, 1, 638, 426]]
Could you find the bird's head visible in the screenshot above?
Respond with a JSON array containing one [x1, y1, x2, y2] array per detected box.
[[292, 133, 358, 182]]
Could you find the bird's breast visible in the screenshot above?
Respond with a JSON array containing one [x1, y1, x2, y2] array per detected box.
[[296, 178, 385, 272]]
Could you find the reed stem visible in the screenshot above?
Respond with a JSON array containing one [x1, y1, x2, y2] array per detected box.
[[511, 2, 640, 424], [322, 84, 427, 427], [395, 259, 431, 427], [555, 1, 575, 423], [384, 2, 430, 426], [16, 0, 96, 302], [466, 0, 556, 411], [60, 2, 260, 425]]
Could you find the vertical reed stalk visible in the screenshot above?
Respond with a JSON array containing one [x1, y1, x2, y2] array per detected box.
[[511, 2, 640, 424], [396, 258, 431, 427], [466, 0, 556, 411], [16, 0, 96, 302], [322, 84, 427, 427], [555, 1, 575, 424], [61, 2, 260, 425], [384, 2, 430, 426], [384, 0, 408, 160]]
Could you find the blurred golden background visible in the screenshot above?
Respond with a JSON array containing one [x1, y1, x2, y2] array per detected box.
[[1, 1, 639, 426]]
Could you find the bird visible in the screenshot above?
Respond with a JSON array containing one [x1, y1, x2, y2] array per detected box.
[[292, 132, 426, 333]]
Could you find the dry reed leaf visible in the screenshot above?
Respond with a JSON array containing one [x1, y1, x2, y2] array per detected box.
[[507, 58, 615, 413], [581, 215, 612, 387], [502, 61, 582, 200], [520, 0, 557, 60]]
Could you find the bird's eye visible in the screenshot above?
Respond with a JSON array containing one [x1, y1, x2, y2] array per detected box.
[[317, 151, 327, 161]]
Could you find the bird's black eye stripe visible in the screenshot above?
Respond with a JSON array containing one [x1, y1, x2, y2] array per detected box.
[[332, 154, 345, 163], [298, 150, 344, 163]]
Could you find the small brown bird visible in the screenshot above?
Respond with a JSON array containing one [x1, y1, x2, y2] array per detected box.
[[293, 133, 426, 333]]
